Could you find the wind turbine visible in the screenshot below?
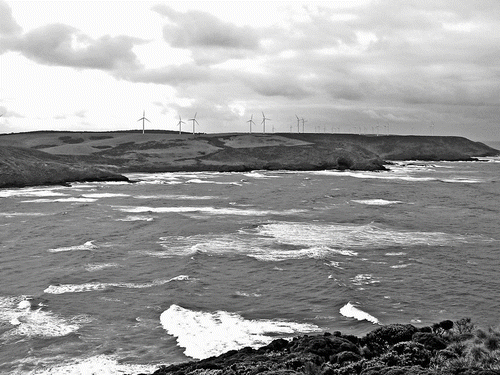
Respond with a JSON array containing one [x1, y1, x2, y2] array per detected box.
[[247, 114, 255, 133], [295, 115, 301, 133], [301, 118, 306, 133], [261, 112, 270, 133], [137, 110, 150, 134], [177, 115, 185, 134], [189, 112, 199, 135]]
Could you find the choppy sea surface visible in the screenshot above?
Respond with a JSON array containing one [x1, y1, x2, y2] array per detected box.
[[1, 158, 499, 374]]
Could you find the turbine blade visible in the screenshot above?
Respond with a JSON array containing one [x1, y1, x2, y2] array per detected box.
[[146, 118, 151, 122]]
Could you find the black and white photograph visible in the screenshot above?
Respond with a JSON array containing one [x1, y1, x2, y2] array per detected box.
[[1, 1, 499, 374]]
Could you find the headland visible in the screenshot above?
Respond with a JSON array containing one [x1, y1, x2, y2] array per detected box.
[[0, 131, 498, 188], [140, 318, 500, 375]]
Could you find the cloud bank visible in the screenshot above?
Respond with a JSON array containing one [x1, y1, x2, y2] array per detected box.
[[1, 0, 499, 139]]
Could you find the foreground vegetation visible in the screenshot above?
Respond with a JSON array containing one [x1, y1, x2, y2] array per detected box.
[[142, 319, 500, 375]]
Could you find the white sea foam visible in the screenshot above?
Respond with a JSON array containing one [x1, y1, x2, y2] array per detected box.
[[84, 263, 119, 272], [255, 222, 493, 249], [22, 197, 98, 203], [440, 178, 484, 183], [242, 172, 279, 179], [309, 170, 436, 182], [24, 355, 156, 375], [115, 205, 305, 216], [351, 274, 380, 286], [235, 291, 262, 297], [391, 264, 411, 268], [0, 212, 48, 218], [0, 296, 82, 338], [339, 302, 380, 324], [351, 199, 403, 205], [0, 188, 68, 198], [116, 215, 154, 222], [150, 220, 488, 262], [44, 275, 190, 294], [48, 241, 97, 253], [160, 304, 321, 359], [185, 178, 243, 186], [81, 193, 129, 198], [133, 194, 219, 200]]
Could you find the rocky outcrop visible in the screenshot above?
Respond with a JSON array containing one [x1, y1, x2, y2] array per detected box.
[[138, 320, 500, 375], [0, 146, 128, 188]]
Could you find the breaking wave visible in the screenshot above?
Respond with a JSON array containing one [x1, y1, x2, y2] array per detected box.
[[44, 275, 191, 294], [0, 188, 67, 198], [116, 215, 154, 222], [22, 197, 98, 203], [160, 304, 321, 359], [21, 354, 156, 375], [351, 199, 403, 205], [48, 241, 97, 253], [115, 205, 305, 216], [0, 296, 85, 338], [150, 221, 492, 261], [339, 302, 380, 324]]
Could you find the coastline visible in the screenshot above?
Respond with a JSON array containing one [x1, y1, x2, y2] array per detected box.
[[1, 132, 498, 189], [139, 319, 500, 375]]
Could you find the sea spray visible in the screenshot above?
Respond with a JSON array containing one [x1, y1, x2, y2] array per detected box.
[[339, 302, 380, 324]]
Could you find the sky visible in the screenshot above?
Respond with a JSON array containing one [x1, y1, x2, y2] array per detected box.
[[0, 0, 499, 141]]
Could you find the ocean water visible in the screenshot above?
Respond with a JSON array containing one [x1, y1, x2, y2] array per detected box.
[[1, 158, 499, 374]]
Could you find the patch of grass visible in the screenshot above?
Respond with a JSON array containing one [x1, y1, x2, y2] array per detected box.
[[59, 136, 85, 144], [431, 319, 500, 373], [92, 145, 112, 149], [89, 135, 114, 140]]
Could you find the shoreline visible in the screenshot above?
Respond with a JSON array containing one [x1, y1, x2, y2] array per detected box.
[[139, 318, 500, 375], [1, 132, 498, 189]]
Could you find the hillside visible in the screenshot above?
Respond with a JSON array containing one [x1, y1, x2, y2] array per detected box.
[[0, 131, 498, 188], [0, 146, 128, 188]]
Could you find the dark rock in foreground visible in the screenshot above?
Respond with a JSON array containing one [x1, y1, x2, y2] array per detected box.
[[139, 321, 500, 375], [0, 146, 128, 188]]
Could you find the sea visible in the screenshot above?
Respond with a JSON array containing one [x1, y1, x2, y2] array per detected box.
[[1, 158, 499, 374]]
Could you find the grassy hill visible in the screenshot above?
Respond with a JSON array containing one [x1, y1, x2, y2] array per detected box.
[[0, 131, 498, 188]]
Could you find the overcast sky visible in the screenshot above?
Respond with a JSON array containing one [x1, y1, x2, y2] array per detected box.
[[0, 1, 499, 141]]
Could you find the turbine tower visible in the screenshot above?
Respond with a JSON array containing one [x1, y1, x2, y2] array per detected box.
[[137, 110, 150, 134], [301, 118, 306, 133], [296, 115, 301, 133], [189, 112, 199, 135], [177, 115, 185, 134], [261, 112, 270, 133], [247, 114, 255, 133]]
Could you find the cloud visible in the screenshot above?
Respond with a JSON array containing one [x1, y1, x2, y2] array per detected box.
[[152, 5, 260, 50], [240, 72, 311, 99], [0, 106, 24, 118], [0, 0, 22, 35], [118, 63, 216, 86], [1, 23, 145, 70], [74, 110, 86, 118]]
